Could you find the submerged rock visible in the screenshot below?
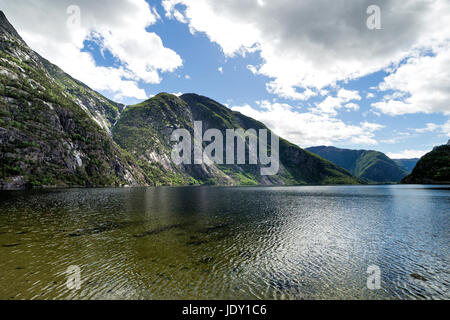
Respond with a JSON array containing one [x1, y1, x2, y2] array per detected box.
[[2, 243, 20, 247], [410, 273, 427, 281], [186, 239, 208, 246], [133, 223, 187, 238], [198, 223, 230, 234], [199, 256, 214, 264], [68, 220, 140, 237]]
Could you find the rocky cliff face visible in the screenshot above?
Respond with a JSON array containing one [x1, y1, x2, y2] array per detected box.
[[41, 58, 125, 134], [0, 11, 148, 189], [402, 144, 450, 184], [0, 11, 359, 189]]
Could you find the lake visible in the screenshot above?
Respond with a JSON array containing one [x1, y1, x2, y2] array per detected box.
[[0, 185, 448, 299]]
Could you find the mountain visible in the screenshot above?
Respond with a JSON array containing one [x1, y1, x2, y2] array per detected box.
[[306, 146, 408, 183], [0, 11, 148, 189], [113, 93, 359, 185], [402, 141, 450, 184], [41, 58, 125, 134], [392, 158, 419, 174], [0, 11, 359, 189]]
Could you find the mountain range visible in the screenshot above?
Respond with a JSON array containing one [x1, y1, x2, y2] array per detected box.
[[0, 11, 359, 190], [1, 11, 447, 190], [306, 146, 416, 183]]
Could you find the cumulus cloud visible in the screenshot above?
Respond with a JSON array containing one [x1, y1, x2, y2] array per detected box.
[[386, 149, 429, 159], [381, 131, 411, 144], [314, 89, 361, 115], [232, 101, 383, 147], [442, 120, 450, 137], [163, 0, 450, 100], [414, 120, 450, 136], [414, 123, 441, 133], [372, 45, 450, 115], [1, 0, 183, 101]]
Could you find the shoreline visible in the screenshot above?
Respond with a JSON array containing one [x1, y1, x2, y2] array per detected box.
[[2, 182, 450, 192]]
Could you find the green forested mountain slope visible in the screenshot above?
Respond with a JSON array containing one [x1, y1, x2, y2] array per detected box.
[[306, 146, 408, 183], [402, 142, 450, 184], [114, 93, 359, 185]]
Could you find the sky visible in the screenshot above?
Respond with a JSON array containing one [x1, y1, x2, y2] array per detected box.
[[1, 0, 449, 158]]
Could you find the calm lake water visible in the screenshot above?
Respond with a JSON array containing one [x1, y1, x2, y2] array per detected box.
[[0, 185, 448, 300]]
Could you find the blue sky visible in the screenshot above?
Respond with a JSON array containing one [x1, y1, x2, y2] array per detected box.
[[2, 0, 449, 158]]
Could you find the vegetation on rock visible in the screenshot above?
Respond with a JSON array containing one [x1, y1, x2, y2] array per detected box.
[[402, 144, 450, 184]]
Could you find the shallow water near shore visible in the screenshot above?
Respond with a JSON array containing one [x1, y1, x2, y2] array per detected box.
[[0, 185, 448, 299]]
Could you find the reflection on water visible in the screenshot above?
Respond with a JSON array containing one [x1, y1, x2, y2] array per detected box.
[[0, 185, 448, 300]]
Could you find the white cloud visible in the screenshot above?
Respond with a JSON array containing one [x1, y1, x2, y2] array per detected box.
[[414, 120, 450, 136], [344, 103, 360, 112], [381, 138, 400, 144], [442, 120, 450, 136], [232, 101, 383, 147], [163, 0, 260, 56], [266, 82, 317, 101], [1, 0, 183, 101], [387, 149, 429, 159], [314, 89, 361, 115], [381, 131, 411, 144], [361, 121, 384, 131], [218, 66, 223, 74], [337, 89, 360, 101], [372, 45, 450, 115], [414, 123, 440, 133], [366, 92, 375, 99], [163, 0, 450, 100]]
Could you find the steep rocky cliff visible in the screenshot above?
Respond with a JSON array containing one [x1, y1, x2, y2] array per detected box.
[[0, 11, 148, 189]]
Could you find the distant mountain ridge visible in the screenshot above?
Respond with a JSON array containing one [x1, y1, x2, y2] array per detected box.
[[0, 11, 359, 189], [306, 146, 409, 183], [402, 141, 450, 184], [392, 158, 419, 173]]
